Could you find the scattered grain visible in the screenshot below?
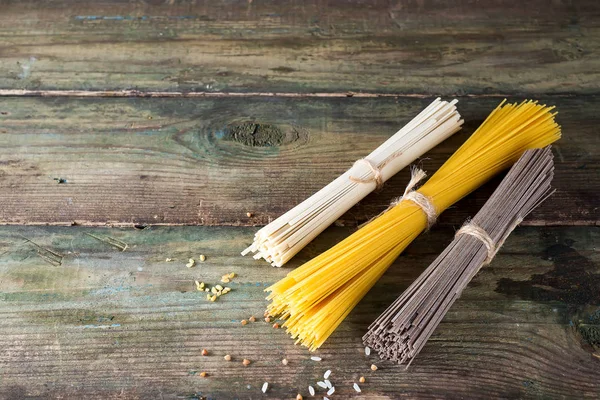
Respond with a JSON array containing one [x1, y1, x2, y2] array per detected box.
[[265, 317, 271, 323], [215, 284, 223, 291], [310, 356, 322, 362], [370, 364, 378, 371], [261, 382, 268, 393], [210, 295, 217, 302], [323, 370, 331, 379], [206, 294, 211, 300], [359, 376, 365, 383], [273, 323, 280, 329], [246, 212, 253, 217], [205, 288, 210, 292], [201, 349, 208, 356], [308, 386, 315, 396], [326, 387, 335, 396], [365, 346, 371, 356], [316, 381, 327, 389], [353, 383, 361, 393], [200, 371, 207, 378], [229, 272, 236, 279], [186, 258, 195, 268], [241, 319, 248, 326], [224, 354, 231, 361], [165, 258, 173, 262], [324, 380, 331, 389], [249, 316, 256, 322], [221, 277, 230, 283], [242, 358, 251, 366], [199, 254, 206, 262], [296, 394, 303, 400], [281, 358, 288, 366]]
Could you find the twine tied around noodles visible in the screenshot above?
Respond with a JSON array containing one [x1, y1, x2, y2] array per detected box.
[[360, 166, 438, 229], [349, 150, 403, 191], [455, 217, 523, 265]]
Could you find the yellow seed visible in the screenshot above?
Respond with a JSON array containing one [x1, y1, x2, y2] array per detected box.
[[199, 282, 205, 289], [215, 284, 223, 291], [370, 364, 378, 371], [229, 272, 235, 279], [281, 358, 288, 365], [206, 294, 211, 300], [199, 371, 207, 378], [216, 290, 222, 296], [223, 287, 231, 293], [242, 358, 251, 366], [224, 354, 231, 361], [205, 288, 210, 292], [249, 316, 256, 322], [296, 394, 303, 400], [359, 376, 366, 383], [241, 319, 248, 326], [210, 295, 216, 302], [199, 254, 206, 262], [165, 258, 173, 262], [186, 258, 195, 268], [211, 287, 218, 294], [221, 277, 230, 283], [195, 280, 201, 290], [246, 212, 253, 217]]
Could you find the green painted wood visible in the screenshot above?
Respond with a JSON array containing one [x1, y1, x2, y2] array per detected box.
[[0, 95, 597, 227], [0, 226, 598, 398], [0, 1, 599, 94]]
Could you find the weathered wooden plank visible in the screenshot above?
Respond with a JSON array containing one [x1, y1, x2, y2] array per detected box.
[[0, 0, 599, 94], [0, 225, 598, 399], [0, 95, 597, 227]]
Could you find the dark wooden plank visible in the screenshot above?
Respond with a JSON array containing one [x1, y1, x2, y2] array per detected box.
[[0, 225, 598, 399], [0, 95, 597, 227], [0, 0, 599, 94]]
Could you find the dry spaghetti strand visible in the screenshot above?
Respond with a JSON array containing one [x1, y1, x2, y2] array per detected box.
[[266, 100, 561, 351]]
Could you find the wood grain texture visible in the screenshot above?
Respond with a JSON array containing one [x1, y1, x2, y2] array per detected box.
[[0, 95, 597, 227], [0, 0, 599, 94], [0, 225, 598, 399]]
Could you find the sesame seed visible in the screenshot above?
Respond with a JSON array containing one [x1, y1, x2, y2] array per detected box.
[[308, 386, 315, 396], [241, 319, 248, 326], [186, 258, 195, 268], [323, 370, 331, 379], [324, 380, 331, 389], [224, 354, 231, 361], [210, 295, 216, 302], [215, 284, 223, 291], [242, 358, 251, 366], [261, 382, 268, 393], [201, 349, 208, 356], [281, 358, 288, 365], [199, 254, 206, 262], [316, 381, 327, 389], [365, 346, 371, 356], [353, 383, 361, 393], [326, 387, 335, 396], [371, 364, 378, 371], [310, 356, 322, 362], [359, 376, 365, 383]]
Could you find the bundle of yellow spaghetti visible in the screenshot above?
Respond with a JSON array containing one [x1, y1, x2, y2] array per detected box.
[[266, 100, 561, 351]]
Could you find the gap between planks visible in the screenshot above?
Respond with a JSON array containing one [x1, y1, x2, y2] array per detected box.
[[0, 89, 582, 99]]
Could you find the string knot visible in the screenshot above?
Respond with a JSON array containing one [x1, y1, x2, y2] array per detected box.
[[390, 167, 437, 229], [349, 159, 384, 190], [455, 223, 496, 264]]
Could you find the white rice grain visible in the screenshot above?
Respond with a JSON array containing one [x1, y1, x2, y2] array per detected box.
[[262, 382, 268, 393], [310, 356, 322, 361], [365, 346, 371, 356], [353, 383, 362, 393], [327, 387, 335, 396], [316, 381, 327, 389], [323, 369, 331, 379], [324, 380, 332, 389], [308, 385, 315, 396]]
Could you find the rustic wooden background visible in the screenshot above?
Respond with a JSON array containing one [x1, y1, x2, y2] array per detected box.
[[0, 1, 598, 399]]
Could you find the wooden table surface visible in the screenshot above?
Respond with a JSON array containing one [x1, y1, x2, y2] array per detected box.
[[0, 1, 598, 399]]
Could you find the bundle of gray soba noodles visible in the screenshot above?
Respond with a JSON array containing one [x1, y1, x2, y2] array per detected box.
[[363, 146, 555, 367]]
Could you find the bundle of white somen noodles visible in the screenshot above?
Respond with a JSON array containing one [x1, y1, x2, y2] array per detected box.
[[242, 98, 463, 267], [363, 146, 555, 367]]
